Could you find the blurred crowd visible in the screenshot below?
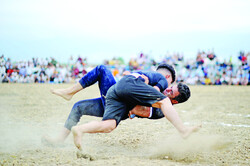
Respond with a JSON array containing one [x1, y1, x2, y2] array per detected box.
[[1, 50, 250, 86], [0, 55, 89, 84]]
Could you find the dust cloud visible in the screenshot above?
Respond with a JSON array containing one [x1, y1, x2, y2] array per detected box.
[[147, 133, 232, 161]]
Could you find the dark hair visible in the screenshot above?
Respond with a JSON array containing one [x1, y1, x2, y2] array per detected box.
[[173, 83, 191, 103], [156, 64, 176, 83]]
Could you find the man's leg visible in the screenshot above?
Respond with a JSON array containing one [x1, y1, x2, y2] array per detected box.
[[44, 65, 115, 145], [152, 98, 201, 138], [51, 82, 82, 100], [72, 119, 116, 150], [70, 85, 128, 150], [43, 98, 105, 145], [51, 65, 116, 100]]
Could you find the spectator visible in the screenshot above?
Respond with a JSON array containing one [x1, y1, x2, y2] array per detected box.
[[2, 74, 10, 83], [214, 77, 222, 85], [0, 50, 249, 86], [204, 75, 212, 85]]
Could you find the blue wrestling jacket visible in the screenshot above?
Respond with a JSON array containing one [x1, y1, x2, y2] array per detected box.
[[134, 71, 168, 92]]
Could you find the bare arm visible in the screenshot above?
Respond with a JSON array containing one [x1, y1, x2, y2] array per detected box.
[[129, 105, 151, 118], [153, 86, 160, 91], [122, 71, 131, 76], [157, 98, 186, 133], [152, 98, 201, 138]]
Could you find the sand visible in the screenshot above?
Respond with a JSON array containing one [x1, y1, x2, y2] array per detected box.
[[0, 84, 249, 166]]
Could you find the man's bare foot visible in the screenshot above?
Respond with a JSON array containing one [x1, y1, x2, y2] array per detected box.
[[181, 124, 202, 139], [51, 89, 73, 101], [76, 151, 95, 160], [72, 126, 83, 151]]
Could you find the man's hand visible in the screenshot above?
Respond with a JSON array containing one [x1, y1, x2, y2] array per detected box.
[[128, 105, 151, 119], [153, 86, 160, 92], [122, 71, 131, 76], [123, 71, 149, 84], [140, 75, 149, 84]]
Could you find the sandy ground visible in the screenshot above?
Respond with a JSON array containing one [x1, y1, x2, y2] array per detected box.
[[0, 84, 249, 166]]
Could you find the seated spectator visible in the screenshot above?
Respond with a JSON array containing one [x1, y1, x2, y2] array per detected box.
[[220, 72, 229, 85], [248, 70, 250, 85], [2, 75, 10, 83], [204, 76, 212, 85], [214, 77, 222, 85], [231, 75, 240, 85]]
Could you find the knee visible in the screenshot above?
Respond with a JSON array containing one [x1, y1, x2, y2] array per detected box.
[[72, 102, 80, 113], [96, 65, 107, 72], [71, 102, 82, 117], [101, 120, 116, 133]]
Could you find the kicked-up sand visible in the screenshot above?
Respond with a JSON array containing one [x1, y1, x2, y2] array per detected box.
[[0, 84, 249, 166]]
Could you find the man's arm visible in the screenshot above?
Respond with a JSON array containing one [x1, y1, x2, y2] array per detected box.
[[122, 71, 131, 76], [152, 97, 201, 138], [129, 105, 151, 118], [153, 86, 160, 91], [129, 106, 165, 119]]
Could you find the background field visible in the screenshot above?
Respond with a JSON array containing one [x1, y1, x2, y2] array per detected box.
[[0, 84, 249, 166]]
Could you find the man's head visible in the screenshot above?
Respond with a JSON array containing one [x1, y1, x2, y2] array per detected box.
[[156, 64, 176, 84], [164, 83, 191, 104]]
